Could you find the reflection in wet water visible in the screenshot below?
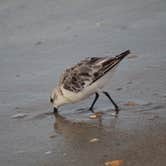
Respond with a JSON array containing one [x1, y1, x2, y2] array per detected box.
[[53, 111, 104, 136], [16, 102, 166, 166], [42, 111, 121, 166], [40, 102, 165, 166], [53, 109, 120, 134]]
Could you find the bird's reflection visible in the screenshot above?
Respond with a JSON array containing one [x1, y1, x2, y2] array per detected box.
[[53, 112, 104, 148], [53, 110, 118, 143], [41, 111, 119, 166], [53, 111, 103, 132]]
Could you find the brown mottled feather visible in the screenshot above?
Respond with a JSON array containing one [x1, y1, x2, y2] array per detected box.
[[59, 50, 130, 92]]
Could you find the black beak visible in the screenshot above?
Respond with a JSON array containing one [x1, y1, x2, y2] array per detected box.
[[53, 107, 58, 113], [50, 97, 54, 103]]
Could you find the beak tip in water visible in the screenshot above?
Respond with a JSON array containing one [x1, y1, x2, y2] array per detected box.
[[53, 107, 58, 113]]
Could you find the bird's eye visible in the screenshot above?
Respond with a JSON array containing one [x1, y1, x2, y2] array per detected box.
[[50, 97, 54, 103]]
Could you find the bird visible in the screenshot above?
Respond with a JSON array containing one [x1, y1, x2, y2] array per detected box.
[[50, 50, 130, 114]]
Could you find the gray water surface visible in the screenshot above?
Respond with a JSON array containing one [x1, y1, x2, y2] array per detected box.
[[0, 0, 166, 165]]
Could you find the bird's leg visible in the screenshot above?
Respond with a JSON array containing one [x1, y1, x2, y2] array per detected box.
[[103, 91, 119, 114], [88, 93, 99, 113]]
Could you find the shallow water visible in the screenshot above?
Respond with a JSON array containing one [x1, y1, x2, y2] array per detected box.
[[3, 101, 165, 166], [0, 0, 166, 165]]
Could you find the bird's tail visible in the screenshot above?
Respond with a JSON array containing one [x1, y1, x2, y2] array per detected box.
[[115, 50, 130, 60], [89, 50, 130, 84], [102, 50, 130, 72]]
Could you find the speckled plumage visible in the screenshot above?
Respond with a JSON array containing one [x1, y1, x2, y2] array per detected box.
[[59, 50, 130, 93], [50, 50, 130, 110]]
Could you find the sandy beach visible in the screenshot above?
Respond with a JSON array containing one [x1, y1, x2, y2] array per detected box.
[[0, 0, 166, 165]]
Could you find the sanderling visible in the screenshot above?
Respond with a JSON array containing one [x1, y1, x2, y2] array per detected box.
[[50, 50, 130, 114]]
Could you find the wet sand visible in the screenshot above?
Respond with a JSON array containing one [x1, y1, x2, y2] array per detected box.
[[0, 0, 166, 165]]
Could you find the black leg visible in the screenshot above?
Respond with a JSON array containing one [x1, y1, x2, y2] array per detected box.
[[103, 91, 119, 114], [89, 93, 99, 112]]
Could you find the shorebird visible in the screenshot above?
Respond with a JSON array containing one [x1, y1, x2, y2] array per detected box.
[[50, 50, 130, 114]]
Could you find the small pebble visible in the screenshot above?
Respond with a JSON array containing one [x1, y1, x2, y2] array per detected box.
[[124, 101, 139, 106], [49, 134, 57, 139], [11, 113, 27, 119], [89, 114, 97, 119], [105, 160, 124, 166], [89, 112, 103, 119], [34, 41, 43, 46], [45, 151, 52, 155], [111, 112, 117, 117], [116, 88, 123, 91], [89, 138, 99, 143], [16, 74, 20, 77]]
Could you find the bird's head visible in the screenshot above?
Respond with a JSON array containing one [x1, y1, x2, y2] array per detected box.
[[50, 88, 60, 113], [50, 87, 67, 113]]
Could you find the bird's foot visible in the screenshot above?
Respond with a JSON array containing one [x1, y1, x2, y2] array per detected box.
[[111, 107, 119, 117], [115, 107, 120, 114], [88, 107, 95, 113]]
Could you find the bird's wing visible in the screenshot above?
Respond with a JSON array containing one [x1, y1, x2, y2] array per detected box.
[[59, 50, 130, 93]]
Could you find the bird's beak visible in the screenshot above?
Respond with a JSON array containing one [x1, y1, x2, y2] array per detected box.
[[50, 97, 54, 103], [53, 107, 58, 113]]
